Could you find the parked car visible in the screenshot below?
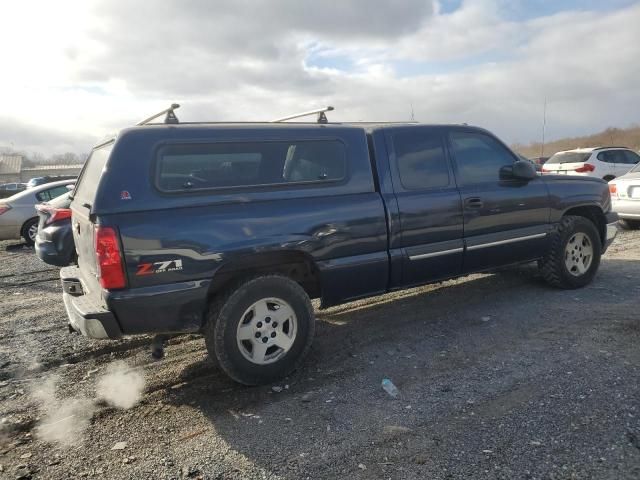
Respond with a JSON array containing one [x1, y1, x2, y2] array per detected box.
[[27, 175, 77, 188], [34, 191, 76, 266], [60, 111, 617, 386], [0, 180, 75, 245], [0, 182, 27, 199], [608, 162, 640, 229], [529, 156, 549, 166], [517, 154, 542, 172], [542, 147, 640, 180]]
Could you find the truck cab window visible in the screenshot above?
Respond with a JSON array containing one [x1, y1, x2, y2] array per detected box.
[[450, 131, 515, 184], [393, 130, 449, 190]]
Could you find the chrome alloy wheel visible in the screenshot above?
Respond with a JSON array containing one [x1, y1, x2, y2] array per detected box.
[[564, 232, 593, 276], [236, 297, 298, 365]]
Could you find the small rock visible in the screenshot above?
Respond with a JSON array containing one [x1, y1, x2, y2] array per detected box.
[[271, 386, 283, 393], [481, 316, 491, 322], [482, 449, 493, 454], [530, 441, 542, 446], [20, 452, 32, 459], [300, 393, 312, 403], [383, 425, 412, 435], [111, 441, 127, 450], [413, 454, 428, 465], [358, 463, 367, 470]]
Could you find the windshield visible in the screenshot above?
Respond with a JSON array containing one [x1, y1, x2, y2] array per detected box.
[[546, 152, 591, 164]]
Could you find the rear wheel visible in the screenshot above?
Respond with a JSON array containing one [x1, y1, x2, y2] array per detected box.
[[204, 275, 315, 385], [21, 217, 39, 246], [539, 215, 601, 289], [619, 219, 640, 230]]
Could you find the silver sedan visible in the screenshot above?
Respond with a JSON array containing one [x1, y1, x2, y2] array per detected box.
[[610, 164, 640, 229], [0, 180, 75, 245]]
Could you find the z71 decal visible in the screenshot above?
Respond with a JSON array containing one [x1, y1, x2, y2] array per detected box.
[[136, 259, 183, 276]]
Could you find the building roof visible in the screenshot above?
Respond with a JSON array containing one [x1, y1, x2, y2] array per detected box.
[[21, 164, 83, 172], [0, 155, 23, 174]]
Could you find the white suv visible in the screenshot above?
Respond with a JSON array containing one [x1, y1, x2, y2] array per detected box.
[[542, 147, 640, 180]]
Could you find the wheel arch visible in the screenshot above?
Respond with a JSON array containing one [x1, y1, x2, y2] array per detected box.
[[206, 250, 322, 304], [562, 204, 606, 246]]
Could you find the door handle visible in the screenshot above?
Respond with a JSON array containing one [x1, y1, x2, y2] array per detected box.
[[465, 197, 484, 209]]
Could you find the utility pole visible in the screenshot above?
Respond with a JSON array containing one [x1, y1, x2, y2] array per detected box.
[[541, 97, 547, 157], [410, 102, 415, 122]]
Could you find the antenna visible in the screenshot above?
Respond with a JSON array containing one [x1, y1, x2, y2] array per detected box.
[[540, 97, 547, 157], [137, 103, 180, 126], [272, 106, 334, 123]]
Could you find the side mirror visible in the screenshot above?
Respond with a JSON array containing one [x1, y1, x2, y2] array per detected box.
[[500, 160, 537, 181]]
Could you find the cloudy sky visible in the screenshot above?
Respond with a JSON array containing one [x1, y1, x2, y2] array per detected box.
[[1, 0, 639, 155]]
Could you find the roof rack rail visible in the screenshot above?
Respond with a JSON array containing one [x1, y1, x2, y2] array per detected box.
[[137, 103, 180, 126], [592, 146, 630, 150], [272, 106, 334, 124]]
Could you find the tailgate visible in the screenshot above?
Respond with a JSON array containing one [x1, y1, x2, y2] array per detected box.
[[544, 162, 584, 174]]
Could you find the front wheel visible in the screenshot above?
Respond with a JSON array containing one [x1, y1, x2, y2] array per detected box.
[[205, 275, 315, 385], [539, 215, 601, 289]]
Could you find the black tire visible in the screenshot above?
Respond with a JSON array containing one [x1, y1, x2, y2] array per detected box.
[[21, 217, 39, 246], [539, 215, 601, 289], [619, 219, 640, 230], [204, 275, 315, 385]]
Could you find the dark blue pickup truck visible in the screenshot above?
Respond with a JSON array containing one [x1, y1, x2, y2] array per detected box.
[[61, 108, 617, 385]]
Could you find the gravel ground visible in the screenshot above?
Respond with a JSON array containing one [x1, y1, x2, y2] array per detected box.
[[1, 230, 640, 479]]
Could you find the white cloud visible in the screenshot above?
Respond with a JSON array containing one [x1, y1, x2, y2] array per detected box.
[[0, 0, 638, 154]]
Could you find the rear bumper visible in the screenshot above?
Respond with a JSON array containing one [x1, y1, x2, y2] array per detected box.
[[35, 236, 74, 267], [60, 266, 122, 339], [60, 265, 209, 339], [604, 211, 618, 252], [611, 198, 640, 219]]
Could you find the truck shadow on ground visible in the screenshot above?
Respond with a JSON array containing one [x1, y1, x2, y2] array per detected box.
[[154, 258, 640, 475], [4, 241, 30, 252]]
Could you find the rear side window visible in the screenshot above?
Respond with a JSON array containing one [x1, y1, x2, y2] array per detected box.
[[623, 150, 640, 165], [73, 143, 113, 204], [392, 130, 449, 189], [156, 140, 346, 192], [449, 130, 515, 184]]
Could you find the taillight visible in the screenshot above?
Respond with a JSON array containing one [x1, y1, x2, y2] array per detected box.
[[574, 164, 595, 173], [94, 226, 126, 290], [0, 204, 10, 215], [46, 208, 72, 225], [609, 184, 618, 197]]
